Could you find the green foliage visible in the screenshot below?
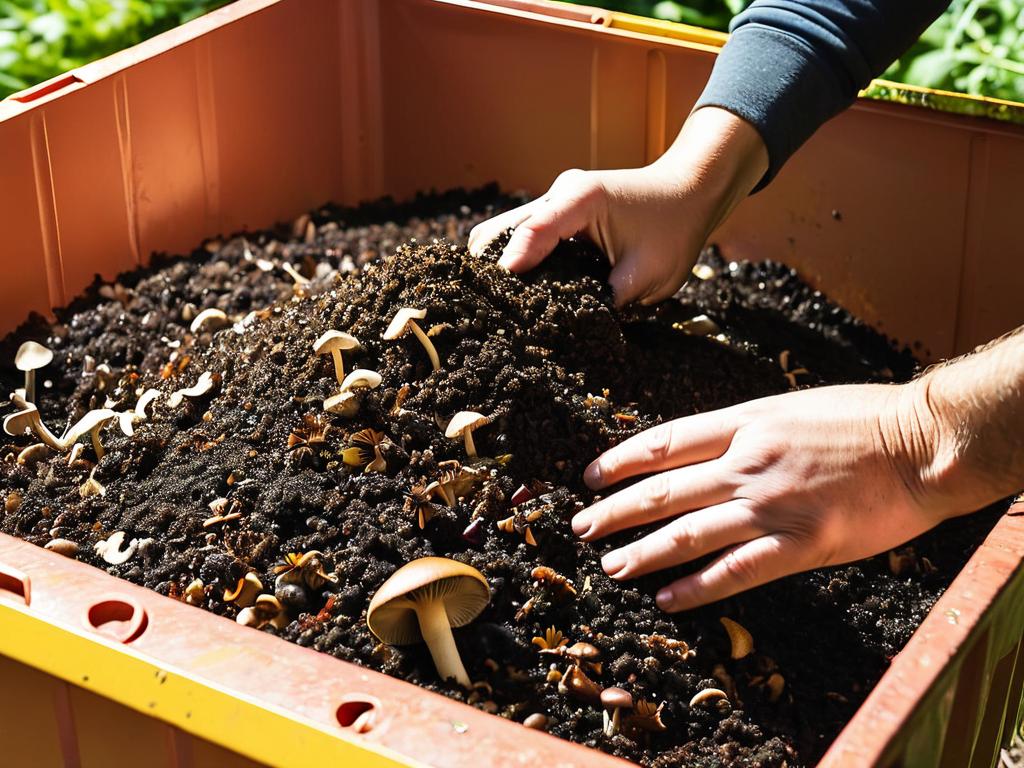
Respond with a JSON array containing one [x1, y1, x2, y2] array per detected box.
[[0, 0, 226, 98], [577, 0, 1024, 103], [884, 0, 1024, 103]]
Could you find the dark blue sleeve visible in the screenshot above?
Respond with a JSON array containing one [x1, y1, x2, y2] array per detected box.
[[693, 0, 949, 189]]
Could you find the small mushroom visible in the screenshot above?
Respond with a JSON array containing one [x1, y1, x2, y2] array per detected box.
[[62, 409, 118, 460], [523, 713, 549, 731], [313, 330, 359, 383], [167, 371, 216, 409], [627, 700, 667, 733], [45, 538, 79, 558], [15, 341, 53, 404], [185, 578, 206, 605], [689, 687, 729, 708], [383, 308, 440, 371], [720, 617, 754, 660], [223, 572, 263, 608], [324, 391, 359, 416], [190, 308, 231, 335], [558, 664, 602, 703], [4, 401, 63, 451], [445, 411, 488, 458], [94, 531, 137, 565], [237, 594, 289, 630], [339, 368, 382, 392], [601, 687, 633, 736], [367, 557, 490, 688]]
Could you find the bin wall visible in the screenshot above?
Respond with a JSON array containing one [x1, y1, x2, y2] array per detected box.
[[1, 0, 1022, 359]]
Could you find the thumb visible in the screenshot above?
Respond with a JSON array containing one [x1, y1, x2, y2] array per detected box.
[[607, 252, 654, 307]]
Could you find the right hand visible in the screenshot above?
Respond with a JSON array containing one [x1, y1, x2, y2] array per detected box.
[[468, 106, 769, 306]]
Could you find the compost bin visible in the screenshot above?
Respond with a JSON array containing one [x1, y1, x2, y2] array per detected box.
[[1, 1, 1024, 766]]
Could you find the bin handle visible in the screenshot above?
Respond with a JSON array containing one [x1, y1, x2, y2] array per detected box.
[[0, 563, 31, 606]]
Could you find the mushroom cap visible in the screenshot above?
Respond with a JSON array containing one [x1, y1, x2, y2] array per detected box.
[[340, 369, 382, 391], [601, 687, 634, 710], [15, 341, 53, 372], [189, 308, 230, 335], [314, 330, 359, 355], [382, 307, 427, 340], [3, 406, 39, 438], [445, 411, 488, 439], [324, 391, 358, 414], [367, 557, 490, 645], [61, 409, 118, 444]]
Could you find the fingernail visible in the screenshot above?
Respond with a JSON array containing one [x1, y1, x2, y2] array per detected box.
[[571, 513, 591, 537], [583, 462, 602, 488], [601, 550, 626, 577], [656, 588, 674, 611]]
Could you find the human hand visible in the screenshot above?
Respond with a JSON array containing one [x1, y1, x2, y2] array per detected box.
[[571, 380, 973, 612], [468, 107, 768, 306]]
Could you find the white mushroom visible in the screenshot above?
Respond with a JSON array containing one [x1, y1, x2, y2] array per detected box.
[[324, 391, 359, 417], [167, 372, 216, 408], [313, 331, 359, 383], [190, 308, 230, 335], [15, 342, 53, 404], [383, 308, 440, 371], [94, 531, 138, 565], [61, 409, 118, 460], [445, 411, 489, 458], [340, 368, 382, 392]]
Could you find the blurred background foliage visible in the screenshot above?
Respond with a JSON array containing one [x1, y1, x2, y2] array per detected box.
[[583, 0, 1024, 102], [0, 0, 225, 97], [0, 0, 1022, 103]]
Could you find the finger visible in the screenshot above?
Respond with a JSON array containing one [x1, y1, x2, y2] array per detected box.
[[498, 184, 601, 272], [607, 255, 651, 307], [584, 407, 741, 490], [655, 533, 806, 612], [600, 500, 761, 580], [467, 202, 538, 257], [572, 459, 735, 540]]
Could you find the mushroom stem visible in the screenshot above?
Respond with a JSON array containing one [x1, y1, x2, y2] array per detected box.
[[416, 597, 471, 687], [330, 349, 345, 382], [90, 426, 105, 460], [409, 321, 441, 371], [608, 707, 621, 736], [24, 372, 36, 405], [463, 430, 477, 458]]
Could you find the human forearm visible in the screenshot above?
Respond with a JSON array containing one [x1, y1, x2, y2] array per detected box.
[[898, 328, 1024, 516], [696, 0, 949, 188]]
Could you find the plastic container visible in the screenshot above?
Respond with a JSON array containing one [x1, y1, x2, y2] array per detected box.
[[1, 1, 1023, 765]]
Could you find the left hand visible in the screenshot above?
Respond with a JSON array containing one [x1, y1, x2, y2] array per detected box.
[[572, 380, 964, 612]]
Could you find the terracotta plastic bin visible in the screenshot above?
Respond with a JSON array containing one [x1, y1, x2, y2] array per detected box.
[[1, 0, 1024, 766]]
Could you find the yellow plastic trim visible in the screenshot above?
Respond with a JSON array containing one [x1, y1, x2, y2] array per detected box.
[[0, 601, 416, 768], [601, 9, 1024, 125]]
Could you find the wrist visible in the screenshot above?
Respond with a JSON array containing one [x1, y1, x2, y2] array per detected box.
[[650, 106, 769, 236]]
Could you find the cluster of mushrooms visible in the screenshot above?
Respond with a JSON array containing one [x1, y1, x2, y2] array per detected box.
[[1, 274, 792, 742]]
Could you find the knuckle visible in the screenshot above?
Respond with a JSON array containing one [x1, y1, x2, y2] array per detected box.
[[669, 518, 698, 554], [553, 168, 587, 189], [645, 423, 675, 464], [720, 549, 758, 587], [640, 474, 672, 520]]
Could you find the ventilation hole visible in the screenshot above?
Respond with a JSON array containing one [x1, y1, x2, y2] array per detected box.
[[0, 565, 31, 605], [84, 597, 148, 643], [336, 697, 379, 733]]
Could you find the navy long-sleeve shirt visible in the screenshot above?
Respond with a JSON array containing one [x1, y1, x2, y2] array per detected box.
[[694, 0, 950, 188]]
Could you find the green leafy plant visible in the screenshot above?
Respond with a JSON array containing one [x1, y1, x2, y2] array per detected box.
[[0, 0, 227, 98], [576, 0, 1024, 103]]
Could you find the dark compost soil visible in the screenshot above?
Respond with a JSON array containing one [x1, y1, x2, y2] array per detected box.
[[0, 185, 1006, 767]]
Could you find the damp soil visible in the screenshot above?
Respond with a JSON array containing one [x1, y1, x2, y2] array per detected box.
[[0, 186, 1006, 766]]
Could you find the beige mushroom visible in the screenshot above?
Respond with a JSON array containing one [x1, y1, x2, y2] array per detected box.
[[313, 330, 359, 383], [601, 687, 634, 736], [94, 531, 137, 565], [445, 411, 489, 458], [237, 594, 289, 630], [190, 308, 231, 335], [339, 368, 382, 392], [15, 341, 53, 404], [4, 401, 63, 451], [167, 372, 216, 409], [324, 390, 359, 417], [367, 557, 490, 688], [383, 308, 440, 371], [62, 409, 118, 460]]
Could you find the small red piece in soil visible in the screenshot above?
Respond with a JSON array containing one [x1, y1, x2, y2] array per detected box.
[[462, 517, 485, 546], [511, 484, 534, 507]]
